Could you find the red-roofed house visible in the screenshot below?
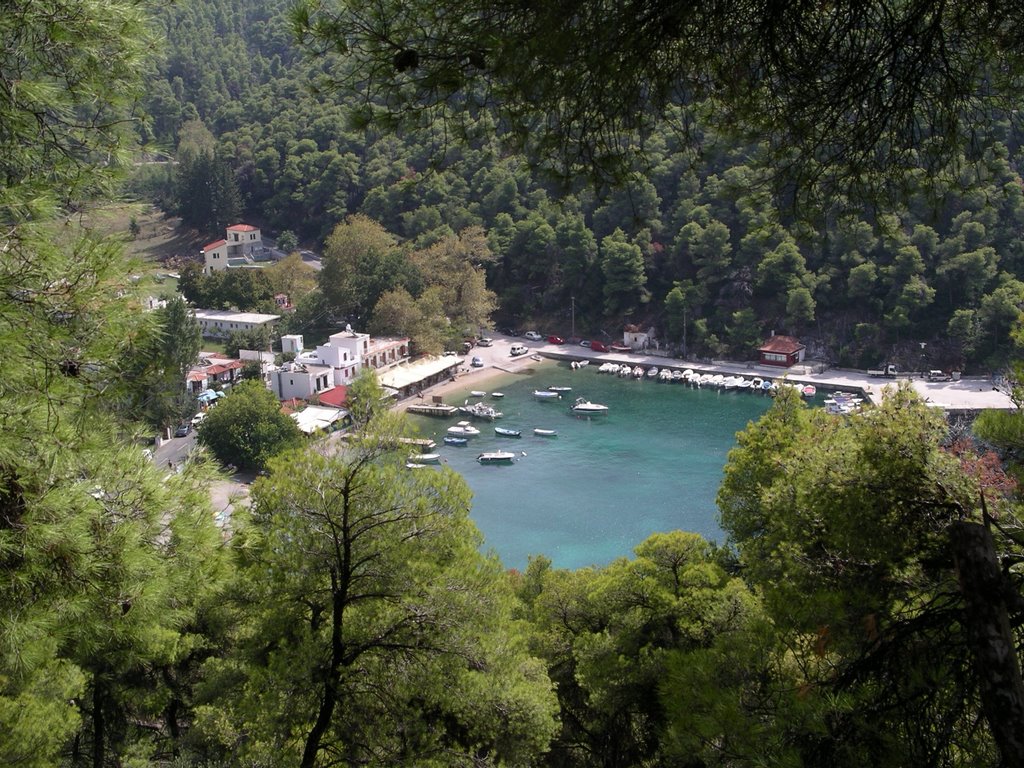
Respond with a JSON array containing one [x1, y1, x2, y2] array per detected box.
[[186, 355, 246, 393], [758, 335, 806, 367], [202, 223, 264, 274]]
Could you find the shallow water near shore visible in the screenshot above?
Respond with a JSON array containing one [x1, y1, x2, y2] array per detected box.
[[407, 362, 778, 571]]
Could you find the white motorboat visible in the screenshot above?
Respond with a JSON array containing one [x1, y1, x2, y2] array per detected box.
[[491, 392, 505, 398], [469, 390, 486, 397], [632, 366, 645, 378], [618, 365, 633, 377], [533, 428, 558, 437], [477, 451, 516, 464], [447, 421, 480, 437], [548, 386, 572, 392], [572, 397, 609, 415], [460, 402, 503, 420], [534, 390, 561, 400]]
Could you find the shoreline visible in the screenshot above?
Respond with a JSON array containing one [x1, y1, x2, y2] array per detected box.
[[404, 355, 550, 407]]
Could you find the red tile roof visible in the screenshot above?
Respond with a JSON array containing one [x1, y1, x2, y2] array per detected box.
[[206, 360, 244, 375], [226, 224, 259, 232], [202, 238, 227, 251], [317, 386, 348, 408], [759, 335, 805, 354]]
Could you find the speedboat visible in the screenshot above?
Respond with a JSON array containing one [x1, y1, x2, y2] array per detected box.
[[460, 402, 503, 420], [443, 436, 468, 446], [671, 370, 683, 382], [494, 427, 521, 438], [534, 390, 561, 400], [447, 421, 480, 437], [632, 366, 645, 378], [470, 390, 486, 397], [491, 392, 505, 398], [533, 428, 558, 437], [477, 451, 516, 464], [572, 397, 609, 415]]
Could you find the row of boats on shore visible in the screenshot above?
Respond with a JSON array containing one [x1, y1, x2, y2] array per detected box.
[[596, 362, 814, 396]]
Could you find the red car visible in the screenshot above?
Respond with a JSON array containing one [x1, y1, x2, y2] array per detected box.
[[547, 335, 565, 344], [589, 340, 609, 352]]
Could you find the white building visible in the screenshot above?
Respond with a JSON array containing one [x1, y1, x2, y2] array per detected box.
[[192, 309, 280, 339], [202, 223, 265, 274], [271, 362, 333, 401], [294, 328, 410, 388]]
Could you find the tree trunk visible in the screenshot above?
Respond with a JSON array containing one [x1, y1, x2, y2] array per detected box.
[[300, 569, 344, 768], [92, 677, 105, 768], [951, 520, 1024, 768]]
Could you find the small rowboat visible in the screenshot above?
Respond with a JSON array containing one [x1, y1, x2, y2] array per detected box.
[[494, 427, 522, 438], [443, 436, 468, 446], [533, 428, 558, 437], [411, 453, 442, 464]]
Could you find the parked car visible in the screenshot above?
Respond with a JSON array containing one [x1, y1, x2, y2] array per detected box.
[[547, 335, 565, 344], [477, 337, 493, 347], [579, 340, 591, 347], [524, 330, 543, 340], [471, 356, 484, 367], [191, 412, 206, 426], [590, 340, 610, 352], [927, 369, 952, 381], [174, 422, 192, 438], [510, 343, 528, 356], [443, 350, 458, 356]]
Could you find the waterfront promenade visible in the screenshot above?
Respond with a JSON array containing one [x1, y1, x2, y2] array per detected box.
[[428, 334, 1016, 414]]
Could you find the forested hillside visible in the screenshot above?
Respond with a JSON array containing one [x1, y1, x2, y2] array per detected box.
[[5, 1, 1024, 766], [137, 0, 1024, 372]]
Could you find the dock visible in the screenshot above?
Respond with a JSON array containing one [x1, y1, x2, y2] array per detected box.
[[405, 403, 458, 417]]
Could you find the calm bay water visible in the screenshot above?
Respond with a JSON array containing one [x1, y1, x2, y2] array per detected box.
[[407, 362, 776, 571]]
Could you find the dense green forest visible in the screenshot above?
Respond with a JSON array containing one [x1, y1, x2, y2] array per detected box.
[[135, 0, 1024, 372], [3, 0, 1024, 766]]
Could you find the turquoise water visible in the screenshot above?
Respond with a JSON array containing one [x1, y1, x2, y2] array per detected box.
[[408, 362, 775, 571]]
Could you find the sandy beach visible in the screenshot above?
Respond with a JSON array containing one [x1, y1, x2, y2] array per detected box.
[[404, 342, 551, 406]]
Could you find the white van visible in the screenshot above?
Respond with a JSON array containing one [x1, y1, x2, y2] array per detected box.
[[510, 343, 528, 356]]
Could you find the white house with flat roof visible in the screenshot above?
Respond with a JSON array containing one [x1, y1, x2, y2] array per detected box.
[[294, 327, 410, 388], [202, 223, 265, 274], [271, 362, 333, 401], [192, 309, 280, 338]]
